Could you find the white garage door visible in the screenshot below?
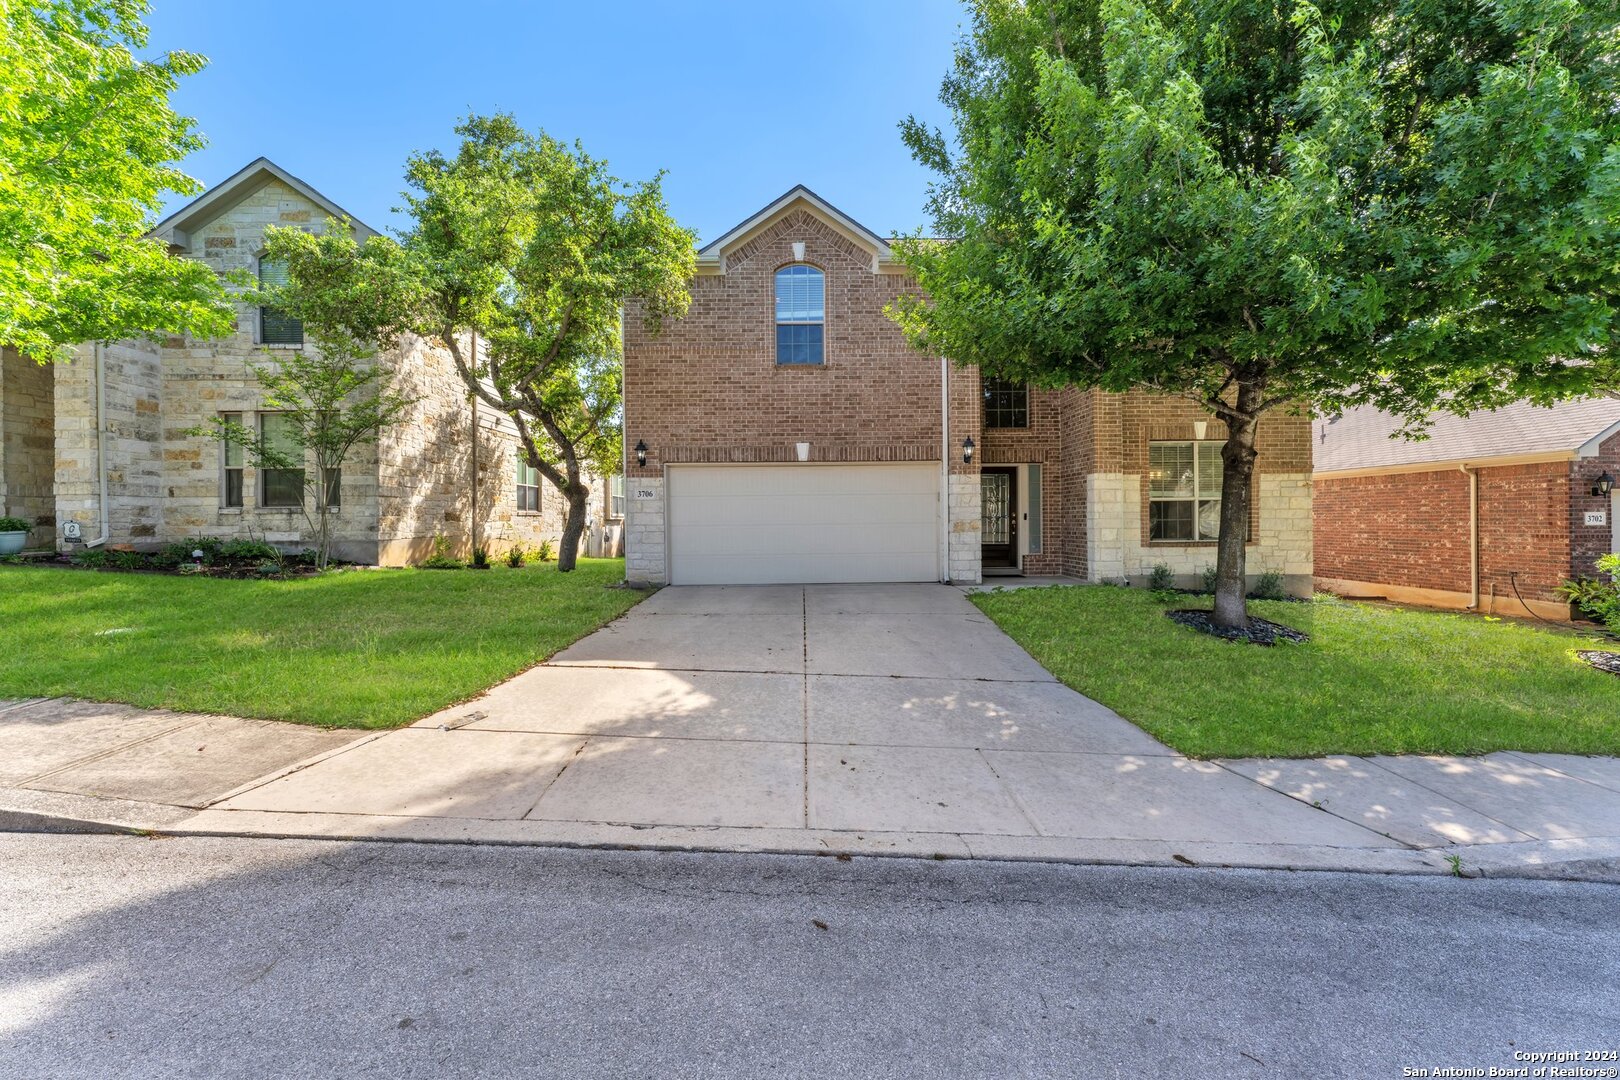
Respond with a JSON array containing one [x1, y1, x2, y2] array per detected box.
[[668, 464, 940, 585]]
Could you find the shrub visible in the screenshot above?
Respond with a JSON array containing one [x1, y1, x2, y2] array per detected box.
[[0, 516, 31, 532], [220, 539, 280, 563], [1200, 565, 1219, 594], [505, 545, 527, 568], [1251, 569, 1287, 601], [255, 561, 282, 577], [1148, 563, 1174, 591], [471, 545, 491, 569], [1561, 554, 1620, 630], [109, 550, 146, 571], [537, 538, 556, 563], [418, 532, 464, 570], [73, 549, 108, 569]]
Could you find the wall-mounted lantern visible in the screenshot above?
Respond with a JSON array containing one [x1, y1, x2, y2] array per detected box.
[[1593, 470, 1614, 498], [634, 440, 648, 468], [963, 436, 975, 464]]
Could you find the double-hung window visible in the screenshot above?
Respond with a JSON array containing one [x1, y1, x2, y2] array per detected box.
[[258, 412, 305, 508], [1148, 440, 1226, 542], [516, 459, 541, 512], [775, 265, 824, 365], [608, 474, 624, 518], [983, 379, 1028, 429], [221, 412, 245, 507], [258, 257, 304, 345]]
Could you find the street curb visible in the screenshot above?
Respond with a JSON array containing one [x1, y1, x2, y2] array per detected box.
[[10, 801, 1618, 880], [0, 787, 196, 835]]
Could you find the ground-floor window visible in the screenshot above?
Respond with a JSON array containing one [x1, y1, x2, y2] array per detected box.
[[221, 412, 244, 507], [516, 458, 541, 512], [609, 474, 624, 518], [258, 412, 305, 508], [1149, 440, 1225, 541]]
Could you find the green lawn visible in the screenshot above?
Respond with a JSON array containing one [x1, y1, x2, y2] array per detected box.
[[970, 585, 1620, 759], [0, 559, 640, 728]]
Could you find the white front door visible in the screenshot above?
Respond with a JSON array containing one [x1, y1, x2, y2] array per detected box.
[[666, 463, 940, 585]]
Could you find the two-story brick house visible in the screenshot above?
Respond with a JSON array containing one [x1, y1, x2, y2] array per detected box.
[[622, 187, 1313, 589], [0, 158, 593, 564]]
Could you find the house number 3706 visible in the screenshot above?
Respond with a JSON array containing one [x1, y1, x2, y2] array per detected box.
[[635, 488, 657, 500]]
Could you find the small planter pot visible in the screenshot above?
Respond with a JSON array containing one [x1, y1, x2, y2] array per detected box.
[[0, 531, 26, 556]]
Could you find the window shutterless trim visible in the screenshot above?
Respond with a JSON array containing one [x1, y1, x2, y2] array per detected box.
[[774, 263, 825, 365]]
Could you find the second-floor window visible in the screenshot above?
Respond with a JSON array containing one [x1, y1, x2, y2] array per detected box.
[[775, 264, 824, 365], [258, 257, 304, 345], [983, 379, 1028, 429], [516, 459, 541, 512]]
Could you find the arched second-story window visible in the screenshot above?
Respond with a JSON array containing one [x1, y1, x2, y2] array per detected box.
[[775, 264, 824, 365], [258, 257, 304, 346]]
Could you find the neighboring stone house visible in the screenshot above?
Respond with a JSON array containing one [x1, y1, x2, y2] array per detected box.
[[622, 186, 1313, 589], [1314, 398, 1620, 619], [0, 158, 591, 565]]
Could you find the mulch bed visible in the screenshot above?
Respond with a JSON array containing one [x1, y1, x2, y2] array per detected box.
[[1577, 650, 1620, 676], [1167, 608, 1309, 646]]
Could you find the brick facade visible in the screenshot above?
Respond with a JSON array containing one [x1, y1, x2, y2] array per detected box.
[[623, 192, 1314, 590], [1314, 456, 1610, 618]]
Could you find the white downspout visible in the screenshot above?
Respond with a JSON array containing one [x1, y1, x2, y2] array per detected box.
[[939, 354, 949, 583], [87, 343, 109, 548], [1460, 462, 1478, 609]]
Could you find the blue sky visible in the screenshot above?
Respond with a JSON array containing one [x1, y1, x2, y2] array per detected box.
[[146, 1, 966, 244]]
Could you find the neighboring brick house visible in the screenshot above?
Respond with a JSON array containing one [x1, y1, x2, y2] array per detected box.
[[622, 186, 1313, 589], [1314, 398, 1620, 619], [0, 158, 590, 564]]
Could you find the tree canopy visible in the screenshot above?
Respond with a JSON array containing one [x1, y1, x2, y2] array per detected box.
[[0, 0, 234, 359], [402, 113, 695, 570], [894, 0, 1620, 624]]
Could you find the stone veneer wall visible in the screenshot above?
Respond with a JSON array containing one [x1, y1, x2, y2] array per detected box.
[[54, 339, 164, 547], [46, 175, 582, 565], [375, 337, 572, 565], [1, 348, 56, 546]]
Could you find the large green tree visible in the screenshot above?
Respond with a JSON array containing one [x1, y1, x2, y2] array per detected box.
[[893, 0, 1620, 627], [402, 114, 695, 571], [1, 0, 233, 359]]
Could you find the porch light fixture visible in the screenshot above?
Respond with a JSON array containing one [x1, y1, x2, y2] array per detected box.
[[1594, 470, 1615, 497], [963, 436, 975, 464], [634, 440, 648, 468]]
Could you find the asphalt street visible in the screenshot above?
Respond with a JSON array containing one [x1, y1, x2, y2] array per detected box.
[[0, 833, 1614, 1079]]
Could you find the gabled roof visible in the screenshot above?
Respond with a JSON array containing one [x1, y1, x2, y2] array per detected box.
[[695, 185, 900, 273], [1314, 397, 1620, 475], [148, 157, 377, 252]]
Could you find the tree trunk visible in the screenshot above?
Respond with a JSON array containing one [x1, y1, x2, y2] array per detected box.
[[556, 483, 588, 573], [1211, 380, 1264, 629]]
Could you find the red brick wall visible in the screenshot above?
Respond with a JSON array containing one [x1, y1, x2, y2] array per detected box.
[[1315, 461, 1573, 603], [623, 210, 973, 479], [1570, 430, 1620, 578]]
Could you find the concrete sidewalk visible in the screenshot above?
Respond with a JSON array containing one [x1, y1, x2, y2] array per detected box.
[[4, 584, 1619, 879]]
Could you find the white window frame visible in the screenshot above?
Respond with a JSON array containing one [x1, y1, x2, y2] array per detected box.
[[608, 474, 624, 519], [516, 458, 541, 513], [221, 411, 245, 508], [1148, 440, 1225, 543]]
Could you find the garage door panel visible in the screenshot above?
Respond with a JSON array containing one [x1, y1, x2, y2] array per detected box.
[[668, 464, 940, 585]]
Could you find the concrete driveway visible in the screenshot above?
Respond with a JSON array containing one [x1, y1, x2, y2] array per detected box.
[[195, 584, 1419, 867]]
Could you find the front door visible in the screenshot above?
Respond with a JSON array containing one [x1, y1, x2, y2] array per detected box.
[[981, 467, 1018, 570]]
